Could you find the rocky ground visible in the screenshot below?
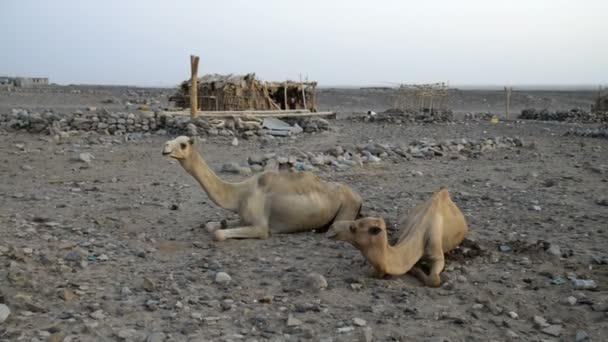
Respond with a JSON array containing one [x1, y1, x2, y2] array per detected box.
[[1, 86, 607, 342]]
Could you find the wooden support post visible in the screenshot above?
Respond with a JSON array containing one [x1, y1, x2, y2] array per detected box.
[[311, 82, 317, 112], [300, 75, 307, 111], [190, 55, 200, 119], [283, 82, 287, 110], [504, 86, 512, 120]]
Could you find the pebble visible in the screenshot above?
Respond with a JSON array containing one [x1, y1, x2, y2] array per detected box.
[[89, 309, 105, 320], [64, 251, 81, 262], [231, 137, 239, 146], [362, 327, 373, 342], [541, 324, 562, 337], [118, 329, 136, 340], [571, 278, 598, 290], [146, 332, 166, 342], [505, 330, 519, 338], [531, 205, 542, 211], [215, 272, 232, 285], [575, 330, 590, 342], [287, 314, 302, 327], [142, 277, 156, 292], [337, 326, 354, 333], [563, 296, 577, 306], [546, 244, 561, 256], [0, 304, 10, 323], [305, 272, 328, 291], [78, 152, 94, 164], [59, 289, 75, 302], [508, 311, 519, 319], [121, 287, 132, 296], [533, 315, 549, 328], [353, 317, 366, 326]]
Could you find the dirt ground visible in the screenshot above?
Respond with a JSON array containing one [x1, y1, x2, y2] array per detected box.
[[1, 86, 607, 342]]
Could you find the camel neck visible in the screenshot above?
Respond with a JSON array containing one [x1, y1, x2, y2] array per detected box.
[[365, 231, 425, 275], [181, 150, 240, 211]]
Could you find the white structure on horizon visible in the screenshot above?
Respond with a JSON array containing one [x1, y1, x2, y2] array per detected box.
[[0, 76, 49, 87]]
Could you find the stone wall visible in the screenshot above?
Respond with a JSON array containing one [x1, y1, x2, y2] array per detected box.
[[519, 108, 608, 123], [0, 109, 330, 138]]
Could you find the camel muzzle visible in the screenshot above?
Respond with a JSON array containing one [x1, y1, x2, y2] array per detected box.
[[326, 223, 346, 240], [326, 228, 339, 239]]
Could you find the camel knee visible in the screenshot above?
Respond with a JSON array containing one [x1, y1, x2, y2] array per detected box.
[[205, 221, 222, 233], [213, 230, 226, 241], [256, 227, 270, 239], [426, 274, 442, 288]]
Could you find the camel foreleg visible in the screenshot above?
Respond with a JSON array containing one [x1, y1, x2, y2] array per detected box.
[[204, 218, 241, 232], [213, 225, 270, 241], [334, 188, 363, 221]]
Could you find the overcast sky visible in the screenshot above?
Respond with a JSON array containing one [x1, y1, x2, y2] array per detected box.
[[1, 0, 606, 87]]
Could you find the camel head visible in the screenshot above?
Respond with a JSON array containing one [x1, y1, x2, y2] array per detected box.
[[162, 136, 195, 161], [327, 217, 387, 249]]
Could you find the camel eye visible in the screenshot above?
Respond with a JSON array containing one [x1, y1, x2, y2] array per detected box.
[[349, 224, 357, 233], [368, 227, 382, 235], [180, 143, 187, 149]]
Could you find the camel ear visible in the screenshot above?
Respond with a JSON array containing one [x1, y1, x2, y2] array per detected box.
[[188, 136, 195, 145], [368, 226, 382, 235]]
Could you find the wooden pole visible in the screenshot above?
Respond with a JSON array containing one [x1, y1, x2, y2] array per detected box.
[[190, 55, 200, 119], [283, 82, 287, 110], [300, 74, 307, 110], [505, 86, 512, 120], [311, 82, 317, 112], [161, 109, 336, 119]]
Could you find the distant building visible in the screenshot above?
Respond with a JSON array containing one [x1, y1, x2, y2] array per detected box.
[[0, 76, 49, 87]]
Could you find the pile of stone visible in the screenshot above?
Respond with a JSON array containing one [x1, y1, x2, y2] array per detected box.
[[0, 109, 331, 138], [354, 108, 453, 124], [519, 108, 608, 123], [564, 126, 608, 139], [159, 114, 331, 139], [222, 136, 525, 174], [464, 112, 495, 121]]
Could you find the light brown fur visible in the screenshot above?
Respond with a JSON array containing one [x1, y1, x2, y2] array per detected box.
[[327, 188, 467, 287], [162, 136, 362, 241]]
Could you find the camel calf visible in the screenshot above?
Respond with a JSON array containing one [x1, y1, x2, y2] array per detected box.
[[327, 188, 467, 287]]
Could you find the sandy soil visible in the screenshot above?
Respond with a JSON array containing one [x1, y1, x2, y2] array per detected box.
[[0, 86, 607, 342]]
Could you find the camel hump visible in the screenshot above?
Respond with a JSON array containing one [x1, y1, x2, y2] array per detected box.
[[435, 187, 450, 201], [257, 170, 324, 194]]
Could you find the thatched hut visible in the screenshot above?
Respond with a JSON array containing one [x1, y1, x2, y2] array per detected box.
[[169, 73, 318, 112]]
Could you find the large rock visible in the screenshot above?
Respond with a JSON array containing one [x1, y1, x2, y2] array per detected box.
[[0, 304, 10, 323]]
